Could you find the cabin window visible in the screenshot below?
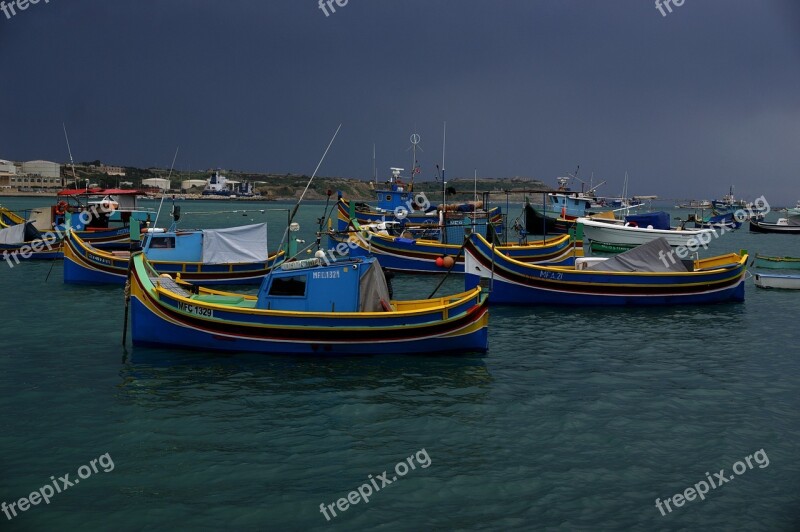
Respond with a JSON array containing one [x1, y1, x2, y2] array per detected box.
[[385, 195, 392, 201], [268, 275, 307, 297], [149, 236, 176, 249]]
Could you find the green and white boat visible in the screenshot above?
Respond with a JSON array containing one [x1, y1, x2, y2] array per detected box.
[[753, 254, 800, 270]]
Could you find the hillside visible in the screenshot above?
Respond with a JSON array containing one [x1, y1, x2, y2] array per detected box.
[[60, 165, 552, 201]]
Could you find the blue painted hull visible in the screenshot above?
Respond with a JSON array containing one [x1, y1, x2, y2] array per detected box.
[[328, 229, 578, 274], [467, 273, 745, 306], [131, 300, 488, 355]]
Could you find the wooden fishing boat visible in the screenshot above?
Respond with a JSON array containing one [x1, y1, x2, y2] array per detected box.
[[128, 253, 490, 354], [753, 254, 800, 270], [327, 219, 581, 274], [63, 224, 284, 285], [464, 233, 748, 306], [579, 215, 716, 248], [27, 188, 152, 249], [754, 273, 800, 290]]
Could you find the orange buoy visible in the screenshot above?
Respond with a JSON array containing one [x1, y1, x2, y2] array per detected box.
[[442, 256, 455, 268], [435, 257, 445, 267]]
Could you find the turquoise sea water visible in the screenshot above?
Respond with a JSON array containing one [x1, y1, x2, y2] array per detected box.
[[1, 197, 798, 531]]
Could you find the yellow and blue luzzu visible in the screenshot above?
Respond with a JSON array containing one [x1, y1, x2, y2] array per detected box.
[[464, 233, 748, 306], [63, 224, 284, 285], [128, 253, 489, 355]]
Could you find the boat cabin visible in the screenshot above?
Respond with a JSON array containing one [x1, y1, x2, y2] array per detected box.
[[142, 223, 268, 264], [374, 168, 421, 214], [255, 256, 391, 313]]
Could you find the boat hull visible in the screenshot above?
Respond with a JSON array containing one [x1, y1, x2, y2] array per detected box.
[[580, 218, 716, 247], [754, 273, 800, 289], [524, 206, 576, 235], [753, 255, 800, 270], [463, 233, 747, 306], [749, 220, 800, 234]]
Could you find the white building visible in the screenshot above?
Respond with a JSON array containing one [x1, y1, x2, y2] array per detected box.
[[22, 160, 61, 178], [142, 178, 172, 191], [0, 159, 17, 175], [181, 179, 207, 191]]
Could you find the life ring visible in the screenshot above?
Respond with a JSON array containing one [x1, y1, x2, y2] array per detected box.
[[55, 201, 68, 215]]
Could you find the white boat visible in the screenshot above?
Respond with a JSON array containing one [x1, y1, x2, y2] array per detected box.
[[754, 273, 800, 290], [579, 217, 716, 248]]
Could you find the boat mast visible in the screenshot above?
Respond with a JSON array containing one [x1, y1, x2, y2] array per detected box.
[[62, 123, 78, 189], [409, 132, 421, 191], [276, 124, 342, 261], [441, 121, 447, 207], [153, 147, 180, 230]]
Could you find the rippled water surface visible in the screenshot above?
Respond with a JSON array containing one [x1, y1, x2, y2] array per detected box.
[[1, 198, 798, 531]]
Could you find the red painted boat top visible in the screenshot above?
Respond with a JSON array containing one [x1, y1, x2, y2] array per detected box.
[[58, 188, 146, 196]]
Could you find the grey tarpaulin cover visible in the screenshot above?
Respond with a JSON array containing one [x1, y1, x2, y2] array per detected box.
[[359, 259, 392, 312], [587, 237, 688, 273], [201, 223, 268, 264]]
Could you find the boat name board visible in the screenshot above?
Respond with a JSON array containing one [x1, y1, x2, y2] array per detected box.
[[539, 271, 564, 281], [178, 302, 214, 317], [88, 253, 112, 266], [313, 271, 341, 279]]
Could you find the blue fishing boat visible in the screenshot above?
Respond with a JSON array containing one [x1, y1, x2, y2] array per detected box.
[[63, 223, 284, 285], [464, 233, 747, 306], [127, 253, 489, 355], [336, 168, 505, 241], [523, 175, 619, 235], [691, 211, 742, 230], [328, 218, 580, 274]]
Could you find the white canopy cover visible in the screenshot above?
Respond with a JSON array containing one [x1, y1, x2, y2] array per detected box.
[[201, 223, 268, 264], [0, 223, 26, 245]]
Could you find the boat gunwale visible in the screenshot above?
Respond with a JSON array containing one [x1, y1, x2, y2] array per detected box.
[[133, 253, 486, 320]]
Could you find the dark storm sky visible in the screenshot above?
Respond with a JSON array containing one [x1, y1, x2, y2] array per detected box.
[[1, 0, 799, 202]]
